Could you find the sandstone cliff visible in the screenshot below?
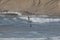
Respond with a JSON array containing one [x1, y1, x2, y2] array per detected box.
[[0, 0, 60, 16]]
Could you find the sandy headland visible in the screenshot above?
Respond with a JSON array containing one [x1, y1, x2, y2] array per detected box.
[[0, 0, 60, 17]]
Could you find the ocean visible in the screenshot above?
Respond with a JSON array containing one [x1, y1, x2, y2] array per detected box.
[[0, 13, 60, 40]]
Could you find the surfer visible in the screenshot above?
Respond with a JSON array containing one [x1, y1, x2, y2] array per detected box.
[[28, 16, 32, 27]]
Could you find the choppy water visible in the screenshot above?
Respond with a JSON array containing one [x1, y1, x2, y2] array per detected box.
[[0, 15, 60, 25], [0, 15, 60, 40]]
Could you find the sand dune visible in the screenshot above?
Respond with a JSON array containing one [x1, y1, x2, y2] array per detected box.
[[0, 0, 60, 16]]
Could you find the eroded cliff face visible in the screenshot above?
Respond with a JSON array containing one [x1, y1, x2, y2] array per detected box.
[[0, 0, 60, 16]]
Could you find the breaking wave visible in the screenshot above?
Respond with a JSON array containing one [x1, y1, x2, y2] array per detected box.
[[0, 12, 60, 25], [0, 16, 60, 25]]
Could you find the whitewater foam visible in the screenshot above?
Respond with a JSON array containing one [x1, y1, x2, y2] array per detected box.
[[0, 12, 60, 24], [0, 12, 22, 16], [18, 16, 60, 24]]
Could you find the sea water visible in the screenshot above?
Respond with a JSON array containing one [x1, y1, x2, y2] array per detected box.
[[0, 14, 60, 40]]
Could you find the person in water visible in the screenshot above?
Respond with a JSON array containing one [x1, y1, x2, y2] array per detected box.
[[28, 16, 32, 27]]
